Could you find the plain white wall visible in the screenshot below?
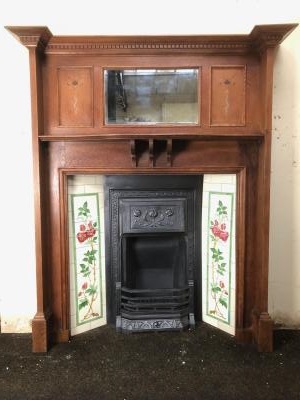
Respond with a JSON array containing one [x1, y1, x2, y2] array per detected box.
[[0, 0, 299, 332], [269, 25, 300, 326]]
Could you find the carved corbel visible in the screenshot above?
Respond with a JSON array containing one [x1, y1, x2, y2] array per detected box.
[[167, 139, 173, 167], [130, 140, 137, 167], [149, 139, 154, 167]]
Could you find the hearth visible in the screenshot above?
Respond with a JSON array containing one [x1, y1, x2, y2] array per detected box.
[[104, 175, 202, 332]]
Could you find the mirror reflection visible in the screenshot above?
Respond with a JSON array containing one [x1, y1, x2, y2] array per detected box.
[[104, 69, 199, 124]]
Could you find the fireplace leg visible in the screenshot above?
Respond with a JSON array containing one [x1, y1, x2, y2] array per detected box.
[[32, 311, 52, 352], [252, 311, 274, 352]]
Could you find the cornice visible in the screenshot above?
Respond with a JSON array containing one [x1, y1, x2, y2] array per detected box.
[[5, 24, 298, 55], [5, 26, 53, 50], [249, 23, 298, 54], [45, 40, 250, 55]]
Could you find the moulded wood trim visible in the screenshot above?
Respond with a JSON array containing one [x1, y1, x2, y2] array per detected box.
[[5, 26, 52, 49], [250, 23, 299, 53], [45, 24, 298, 55], [59, 166, 246, 175], [38, 131, 264, 142], [59, 169, 70, 335], [5, 24, 298, 55], [235, 167, 247, 332]]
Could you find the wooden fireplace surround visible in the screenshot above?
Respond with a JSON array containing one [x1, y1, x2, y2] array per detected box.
[[6, 24, 298, 352]]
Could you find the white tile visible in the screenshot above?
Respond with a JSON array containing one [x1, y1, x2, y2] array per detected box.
[[70, 289, 77, 317], [69, 265, 76, 291], [210, 174, 235, 184], [94, 175, 104, 185], [203, 183, 222, 192], [73, 175, 97, 185], [201, 207, 209, 226], [217, 320, 235, 335], [90, 317, 107, 330], [71, 323, 92, 336], [67, 175, 77, 186], [84, 185, 100, 194], [68, 185, 85, 194], [70, 316, 77, 329], [98, 191, 104, 205], [203, 174, 213, 183], [203, 315, 218, 328], [221, 183, 236, 193]]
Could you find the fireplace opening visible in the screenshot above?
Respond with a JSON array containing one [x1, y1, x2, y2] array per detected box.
[[104, 175, 202, 333], [122, 234, 187, 290], [120, 234, 189, 330]]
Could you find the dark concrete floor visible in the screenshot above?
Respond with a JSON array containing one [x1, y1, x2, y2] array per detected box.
[[0, 323, 300, 400]]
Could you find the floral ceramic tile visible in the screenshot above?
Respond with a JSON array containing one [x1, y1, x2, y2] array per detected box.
[[70, 193, 103, 326], [206, 192, 234, 325]]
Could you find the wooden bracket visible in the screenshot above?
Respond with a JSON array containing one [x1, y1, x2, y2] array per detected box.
[[129, 139, 173, 168], [167, 139, 173, 167], [130, 140, 136, 167], [149, 139, 154, 167]]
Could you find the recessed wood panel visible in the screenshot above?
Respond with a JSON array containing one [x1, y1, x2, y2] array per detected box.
[[210, 66, 246, 126], [58, 67, 94, 127]]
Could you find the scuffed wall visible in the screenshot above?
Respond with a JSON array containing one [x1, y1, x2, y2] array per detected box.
[[269, 26, 300, 327]]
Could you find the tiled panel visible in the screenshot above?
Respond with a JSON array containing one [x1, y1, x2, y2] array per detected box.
[[202, 174, 236, 335], [68, 176, 106, 335], [210, 66, 246, 126], [58, 67, 94, 127]]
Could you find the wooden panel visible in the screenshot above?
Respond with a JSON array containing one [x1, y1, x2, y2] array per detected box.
[[42, 55, 261, 136], [210, 66, 246, 126], [57, 67, 94, 127]]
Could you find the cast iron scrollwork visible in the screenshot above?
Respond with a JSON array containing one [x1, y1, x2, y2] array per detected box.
[[131, 206, 176, 229]]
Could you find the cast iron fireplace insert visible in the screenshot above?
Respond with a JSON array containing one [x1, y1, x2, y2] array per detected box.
[[104, 175, 203, 332]]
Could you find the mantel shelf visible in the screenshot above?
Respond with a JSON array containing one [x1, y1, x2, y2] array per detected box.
[[39, 131, 265, 142]]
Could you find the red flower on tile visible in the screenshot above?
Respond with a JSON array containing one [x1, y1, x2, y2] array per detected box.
[[76, 221, 96, 243], [211, 220, 229, 242], [220, 281, 225, 289], [86, 228, 96, 238], [82, 282, 88, 290], [211, 225, 220, 237], [77, 232, 88, 243], [219, 230, 229, 242]]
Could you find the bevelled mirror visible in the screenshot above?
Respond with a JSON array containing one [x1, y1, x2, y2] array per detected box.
[[104, 69, 199, 125]]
